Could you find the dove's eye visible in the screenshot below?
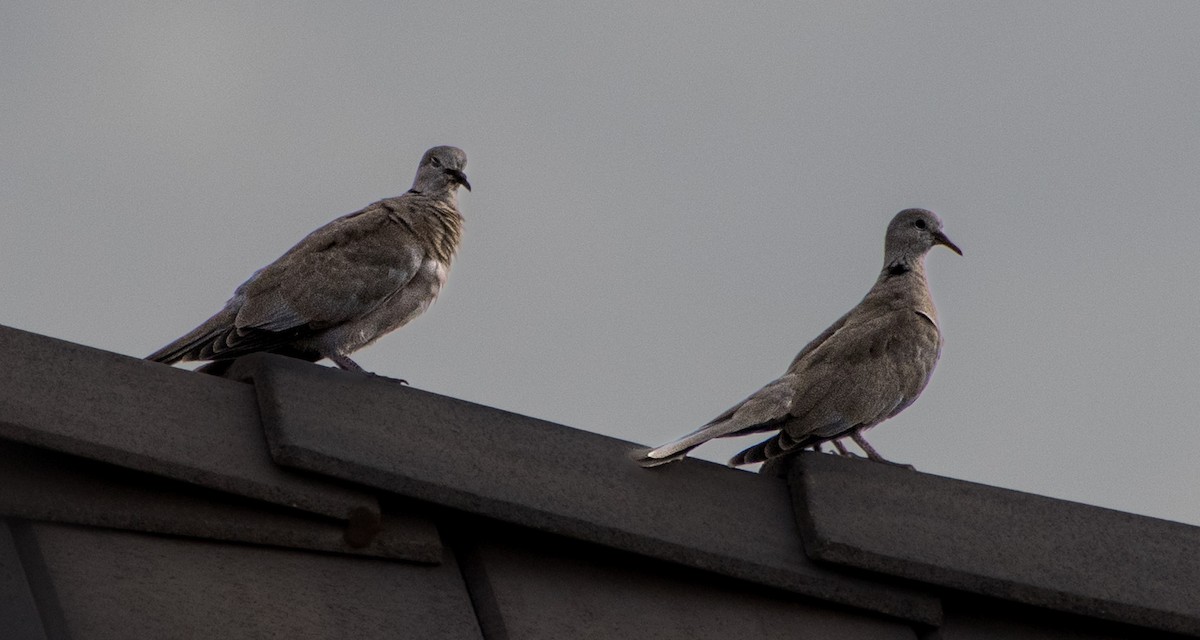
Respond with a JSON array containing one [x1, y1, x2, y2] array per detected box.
[[430, 157, 442, 168], [914, 219, 927, 229]]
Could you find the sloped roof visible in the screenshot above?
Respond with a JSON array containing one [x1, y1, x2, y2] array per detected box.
[[0, 323, 1196, 639]]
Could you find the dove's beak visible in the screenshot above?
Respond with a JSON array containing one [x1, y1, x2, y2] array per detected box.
[[447, 169, 471, 191], [934, 231, 963, 256]]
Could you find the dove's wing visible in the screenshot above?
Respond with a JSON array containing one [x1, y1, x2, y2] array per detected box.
[[150, 199, 425, 363], [236, 202, 421, 326], [633, 307, 857, 467], [730, 306, 942, 465]]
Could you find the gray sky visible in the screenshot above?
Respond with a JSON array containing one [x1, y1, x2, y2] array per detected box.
[[4, 2, 1199, 526]]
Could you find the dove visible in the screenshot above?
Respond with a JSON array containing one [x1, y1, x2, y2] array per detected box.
[[634, 208, 960, 468], [147, 145, 470, 375]]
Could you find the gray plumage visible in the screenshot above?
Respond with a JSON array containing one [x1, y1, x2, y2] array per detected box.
[[634, 208, 961, 468], [147, 145, 470, 374]]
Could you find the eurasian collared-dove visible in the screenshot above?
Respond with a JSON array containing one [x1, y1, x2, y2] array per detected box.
[[634, 208, 961, 468], [147, 145, 470, 374]]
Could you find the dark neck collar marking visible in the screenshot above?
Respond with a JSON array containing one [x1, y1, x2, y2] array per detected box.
[[887, 263, 911, 277]]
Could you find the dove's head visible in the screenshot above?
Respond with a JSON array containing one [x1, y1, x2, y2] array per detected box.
[[412, 146, 471, 195], [884, 209, 962, 264]]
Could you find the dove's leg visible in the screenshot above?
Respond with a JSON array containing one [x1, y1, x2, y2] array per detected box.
[[850, 432, 883, 460], [851, 432, 914, 469], [327, 353, 411, 384], [807, 438, 855, 457], [328, 354, 366, 372]]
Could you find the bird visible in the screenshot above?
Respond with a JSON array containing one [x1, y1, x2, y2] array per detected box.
[[634, 208, 961, 468], [147, 145, 470, 376]]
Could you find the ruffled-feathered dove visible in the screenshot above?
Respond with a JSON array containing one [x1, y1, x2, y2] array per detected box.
[[147, 145, 470, 375], [634, 208, 960, 468]]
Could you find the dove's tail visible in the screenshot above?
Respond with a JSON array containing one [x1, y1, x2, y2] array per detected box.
[[629, 445, 690, 468], [728, 427, 849, 467], [727, 439, 778, 467], [629, 420, 732, 468], [146, 308, 237, 364]]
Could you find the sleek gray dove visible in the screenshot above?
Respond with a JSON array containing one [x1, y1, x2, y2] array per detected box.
[[147, 145, 470, 374], [634, 208, 961, 468]]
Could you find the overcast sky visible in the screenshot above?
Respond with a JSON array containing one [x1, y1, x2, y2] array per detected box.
[[4, 2, 1199, 527]]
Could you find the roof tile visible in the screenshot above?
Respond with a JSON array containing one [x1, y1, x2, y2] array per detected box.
[[235, 352, 942, 625], [790, 452, 1200, 636], [0, 325, 380, 523]]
